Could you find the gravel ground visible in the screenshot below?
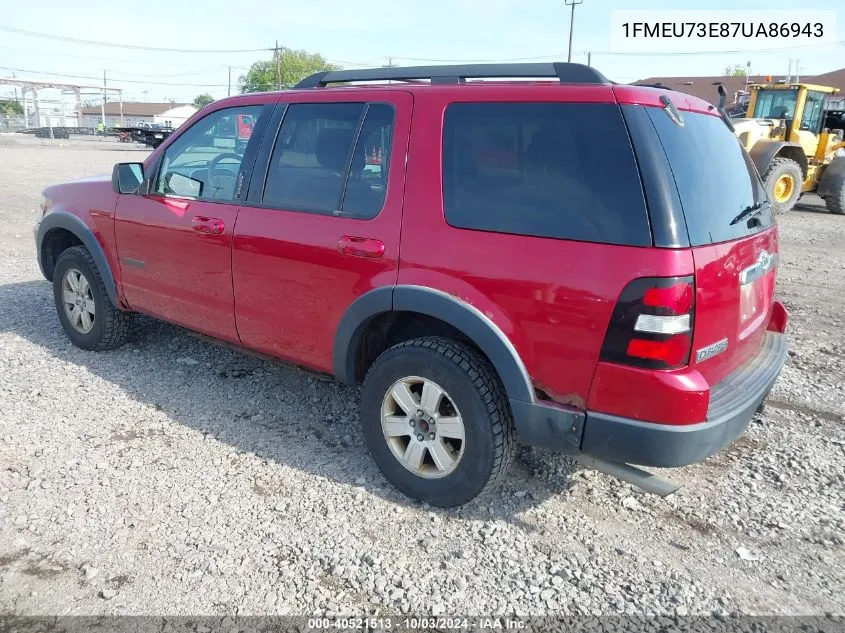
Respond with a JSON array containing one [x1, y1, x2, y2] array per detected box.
[[0, 134, 843, 617]]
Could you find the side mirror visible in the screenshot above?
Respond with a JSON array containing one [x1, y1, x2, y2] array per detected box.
[[112, 162, 145, 194], [164, 172, 203, 198]]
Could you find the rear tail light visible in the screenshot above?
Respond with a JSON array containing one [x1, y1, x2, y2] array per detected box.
[[600, 276, 695, 370]]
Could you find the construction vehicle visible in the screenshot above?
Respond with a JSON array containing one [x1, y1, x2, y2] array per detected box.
[[732, 81, 845, 215]]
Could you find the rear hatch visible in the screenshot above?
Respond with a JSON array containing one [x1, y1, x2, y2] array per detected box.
[[634, 98, 778, 386]]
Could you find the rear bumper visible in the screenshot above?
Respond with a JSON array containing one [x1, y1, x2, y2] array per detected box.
[[513, 331, 787, 467], [580, 331, 787, 467]]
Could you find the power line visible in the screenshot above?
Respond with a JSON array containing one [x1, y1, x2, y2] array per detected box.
[[106, 68, 230, 79], [3, 22, 842, 65], [375, 39, 844, 63], [586, 40, 844, 57], [326, 57, 388, 67], [394, 54, 570, 63], [4, 40, 843, 95], [0, 25, 268, 54], [0, 44, 245, 70], [0, 44, 254, 76], [0, 65, 231, 87]]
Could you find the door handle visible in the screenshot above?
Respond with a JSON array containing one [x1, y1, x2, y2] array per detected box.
[[192, 216, 225, 235], [337, 236, 385, 259]]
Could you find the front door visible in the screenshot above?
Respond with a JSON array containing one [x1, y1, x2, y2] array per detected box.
[[114, 101, 270, 343], [232, 92, 412, 373]]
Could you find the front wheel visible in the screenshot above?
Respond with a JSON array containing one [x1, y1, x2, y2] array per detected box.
[[762, 157, 803, 214], [360, 337, 516, 507], [52, 246, 131, 351], [823, 172, 845, 215]]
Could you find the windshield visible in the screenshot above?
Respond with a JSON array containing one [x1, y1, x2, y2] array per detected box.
[[753, 88, 798, 119]]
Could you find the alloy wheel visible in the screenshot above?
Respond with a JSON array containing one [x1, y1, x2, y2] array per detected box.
[[380, 376, 466, 479], [61, 268, 96, 334]]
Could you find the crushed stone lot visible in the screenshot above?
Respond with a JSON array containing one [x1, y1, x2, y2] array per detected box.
[[0, 134, 843, 617]]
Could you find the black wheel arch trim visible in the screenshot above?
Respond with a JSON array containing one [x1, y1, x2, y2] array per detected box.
[[37, 211, 119, 306], [333, 286, 394, 384], [333, 285, 535, 405], [749, 140, 808, 179]]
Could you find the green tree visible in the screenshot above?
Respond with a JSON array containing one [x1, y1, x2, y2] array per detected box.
[[240, 47, 340, 92], [192, 93, 214, 109], [723, 64, 747, 77], [0, 99, 24, 115]]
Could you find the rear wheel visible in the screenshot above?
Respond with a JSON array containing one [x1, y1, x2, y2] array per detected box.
[[361, 337, 516, 507], [762, 157, 803, 214], [823, 171, 845, 215]]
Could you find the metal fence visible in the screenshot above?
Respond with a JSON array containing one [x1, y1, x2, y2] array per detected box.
[[0, 114, 26, 132]]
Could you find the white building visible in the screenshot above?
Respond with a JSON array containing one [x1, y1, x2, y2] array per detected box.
[[80, 102, 197, 129]]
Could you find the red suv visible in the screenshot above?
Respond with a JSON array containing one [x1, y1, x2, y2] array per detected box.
[[35, 63, 788, 507]]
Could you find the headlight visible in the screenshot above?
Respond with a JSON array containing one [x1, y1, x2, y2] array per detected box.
[[39, 194, 51, 214]]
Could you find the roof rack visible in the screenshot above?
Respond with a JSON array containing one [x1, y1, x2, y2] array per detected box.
[[293, 63, 609, 89], [633, 82, 670, 90]]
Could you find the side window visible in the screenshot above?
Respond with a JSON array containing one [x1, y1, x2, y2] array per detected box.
[[442, 102, 650, 246], [262, 102, 395, 219], [342, 104, 394, 219], [801, 91, 826, 133], [156, 105, 263, 201]]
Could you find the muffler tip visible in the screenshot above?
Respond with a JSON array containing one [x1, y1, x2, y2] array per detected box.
[[576, 455, 681, 497]]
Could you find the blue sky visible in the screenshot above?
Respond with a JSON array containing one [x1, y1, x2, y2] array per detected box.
[[0, 0, 841, 103]]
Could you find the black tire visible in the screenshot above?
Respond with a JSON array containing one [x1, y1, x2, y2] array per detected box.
[[361, 337, 516, 507], [762, 157, 803, 214], [52, 245, 131, 351], [823, 173, 845, 215]]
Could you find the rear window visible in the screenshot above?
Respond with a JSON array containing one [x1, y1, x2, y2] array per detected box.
[[442, 103, 651, 246], [646, 107, 772, 246]]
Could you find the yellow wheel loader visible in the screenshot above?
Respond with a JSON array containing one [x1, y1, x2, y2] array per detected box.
[[732, 82, 845, 215]]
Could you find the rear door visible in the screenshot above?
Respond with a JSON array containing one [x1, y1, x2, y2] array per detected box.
[[644, 105, 777, 385], [231, 90, 412, 373]]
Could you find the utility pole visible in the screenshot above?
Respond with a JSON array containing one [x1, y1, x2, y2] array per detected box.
[[275, 40, 282, 90], [786, 59, 792, 84], [383, 57, 396, 84], [74, 87, 81, 130], [228, 66, 232, 97], [101, 70, 107, 131], [564, 0, 584, 63], [744, 60, 751, 100], [587, 52, 591, 67], [794, 59, 800, 83], [22, 87, 28, 129]]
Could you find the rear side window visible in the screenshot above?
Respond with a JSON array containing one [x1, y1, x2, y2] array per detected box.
[[646, 108, 772, 246], [262, 103, 395, 219], [264, 103, 363, 214], [442, 103, 651, 246]]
